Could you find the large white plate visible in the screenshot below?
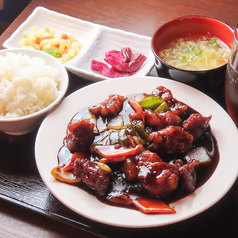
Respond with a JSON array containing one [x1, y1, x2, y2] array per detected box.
[[3, 7, 154, 82], [35, 76, 238, 228]]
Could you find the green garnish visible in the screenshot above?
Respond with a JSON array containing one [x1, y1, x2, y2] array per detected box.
[[182, 54, 190, 61], [209, 39, 218, 47], [211, 53, 217, 59], [42, 50, 60, 58], [188, 46, 195, 51], [195, 50, 203, 56], [209, 38, 216, 44]]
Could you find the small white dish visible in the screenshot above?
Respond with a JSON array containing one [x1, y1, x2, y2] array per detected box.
[[3, 6, 154, 81], [35, 76, 238, 228]]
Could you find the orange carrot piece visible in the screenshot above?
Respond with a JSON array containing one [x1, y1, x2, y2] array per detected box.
[[218, 59, 225, 64], [132, 197, 176, 214], [61, 33, 69, 40], [128, 98, 145, 121], [35, 36, 53, 45]]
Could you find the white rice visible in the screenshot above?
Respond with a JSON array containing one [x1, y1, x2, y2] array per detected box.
[[0, 52, 61, 118]]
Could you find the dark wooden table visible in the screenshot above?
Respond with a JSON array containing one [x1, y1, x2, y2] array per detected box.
[[0, 0, 238, 237]]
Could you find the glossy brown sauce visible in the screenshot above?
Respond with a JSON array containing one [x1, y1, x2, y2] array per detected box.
[[57, 98, 219, 209]]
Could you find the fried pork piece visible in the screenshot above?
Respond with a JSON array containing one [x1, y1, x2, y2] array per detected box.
[[138, 161, 180, 197], [144, 110, 164, 129], [151, 86, 173, 101], [123, 151, 162, 181], [150, 126, 193, 154], [183, 113, 212, 140], [136, 150, 162, 164], [123, 158, 138, 181], [167, 98, 188, 116], [89, 94, 126, 117], [73, 158, 110, 196], [129, 111, 143, 121], [145, 110, 182, 130], [65, 119, 95, 153], [178, 159, 200, 192], [151, 86, 188, 116], [161, 111, 182, 126]]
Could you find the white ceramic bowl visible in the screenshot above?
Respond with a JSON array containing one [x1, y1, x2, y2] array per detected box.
[[0, 48, 69, 135]]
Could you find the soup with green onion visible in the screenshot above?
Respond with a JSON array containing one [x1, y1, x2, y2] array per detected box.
[[159, 37, 230, 71]]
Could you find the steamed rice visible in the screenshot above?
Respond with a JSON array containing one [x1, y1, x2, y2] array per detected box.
[[0, 52, 61, 118]]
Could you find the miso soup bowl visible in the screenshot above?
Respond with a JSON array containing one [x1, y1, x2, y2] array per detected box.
[[0, 48, 69, 135], [151, 16, 234, 95]]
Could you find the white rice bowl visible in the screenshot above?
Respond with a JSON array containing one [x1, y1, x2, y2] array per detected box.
[[0, 48, 68, 135], [0, 52, 61, 117]]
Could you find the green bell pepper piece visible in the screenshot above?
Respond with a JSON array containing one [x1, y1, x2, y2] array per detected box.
[[139, 96, 164, 109], [154, 101, 170, 113]]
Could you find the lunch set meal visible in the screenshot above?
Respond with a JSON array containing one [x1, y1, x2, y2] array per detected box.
[[0, 52, 61, 118], [159, 37, 230, 71], [20, 27, 82, 63], [6, 20, 222, 214], [51, 85, 219, 214]]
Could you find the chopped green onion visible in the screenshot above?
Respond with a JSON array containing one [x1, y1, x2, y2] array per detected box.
[[211, 53, 217, 59], [188, 46, 195, 51], [42, 50, 60, 58], [195, 50, 203, 56], [209, 38, 216, 44], [209, 39, 218, 47], [182, 54, 190, 61]]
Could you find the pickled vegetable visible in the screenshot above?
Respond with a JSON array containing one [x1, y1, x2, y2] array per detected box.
[[91, 47, 147, 78]]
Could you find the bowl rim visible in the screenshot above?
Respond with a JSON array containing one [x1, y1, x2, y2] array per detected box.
[[151, 15, 234, 73], [0, 48, 69, 122], [234, 24, 238, 46]]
